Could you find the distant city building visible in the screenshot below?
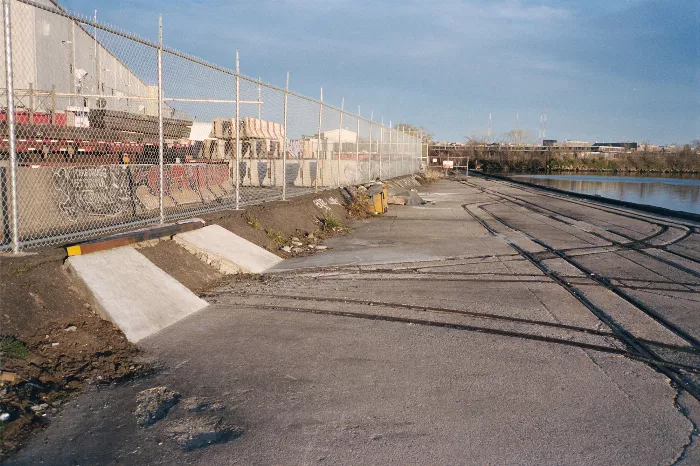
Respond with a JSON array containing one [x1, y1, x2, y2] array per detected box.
[[594, 142, 638, 150]]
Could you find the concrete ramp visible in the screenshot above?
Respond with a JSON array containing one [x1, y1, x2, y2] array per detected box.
[[67, 247, 208, 342], [174, 224, 283, 274]]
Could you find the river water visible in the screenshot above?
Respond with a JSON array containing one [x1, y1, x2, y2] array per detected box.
[[506, 173, 700, 215]]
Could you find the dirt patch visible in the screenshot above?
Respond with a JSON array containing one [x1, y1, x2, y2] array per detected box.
[[137, 240, 227, 293], [200, 188, 354, 258], [0, 302, 150, 458], [1, 249, 87, 337]]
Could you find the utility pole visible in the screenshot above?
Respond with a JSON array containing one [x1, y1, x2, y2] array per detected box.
[[488, 107, 492, 144], [543, 111, 547, 141], [337, 97, 344, 186]]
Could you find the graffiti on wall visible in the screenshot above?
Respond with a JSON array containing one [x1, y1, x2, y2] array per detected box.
[[53, 166, 133, 221], [131, 164, 234, 210], [49, 160, 308, 222], [52, 164, 236, 222], [286, 139, 303, 158]]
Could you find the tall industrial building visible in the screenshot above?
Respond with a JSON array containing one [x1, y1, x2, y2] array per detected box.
[[1, 0, 172, 118]]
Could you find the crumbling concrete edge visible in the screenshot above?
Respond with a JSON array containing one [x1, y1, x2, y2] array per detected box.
[[172, 235, 243, 275]]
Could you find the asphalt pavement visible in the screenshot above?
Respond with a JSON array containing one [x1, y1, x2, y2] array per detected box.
[[11, 177, 700, 465]]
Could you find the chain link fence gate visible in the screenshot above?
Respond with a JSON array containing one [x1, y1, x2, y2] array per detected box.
[[0, 0, 423, 252]]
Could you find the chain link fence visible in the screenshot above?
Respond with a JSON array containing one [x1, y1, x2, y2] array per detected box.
[[0, 0, 423, 252]]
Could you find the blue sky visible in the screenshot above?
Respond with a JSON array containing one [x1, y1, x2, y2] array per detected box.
[[61, 0, 698, 145]]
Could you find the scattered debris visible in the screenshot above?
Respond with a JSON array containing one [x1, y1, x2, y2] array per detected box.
[[406, 189, 426, 206], [388, 189, 425, 206], [0, 371, 18, 383], [0, 322, 149, 459], [63, 326, 77, 332], [387, 196, 407, 205], [135, 387, 180, 427], [29, 404, 48, 413], [164, 415, 242, 451], [280, 246, 292, 253]]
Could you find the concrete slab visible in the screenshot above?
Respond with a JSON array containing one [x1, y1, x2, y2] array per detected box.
[[66, 247, 208, 342], [174, 224, 283, 274]]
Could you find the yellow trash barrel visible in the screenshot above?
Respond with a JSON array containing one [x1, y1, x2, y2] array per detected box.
[[367, 182, 387, 214]]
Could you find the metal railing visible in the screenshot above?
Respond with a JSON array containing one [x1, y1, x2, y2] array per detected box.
[[0, 0, 423, 252]]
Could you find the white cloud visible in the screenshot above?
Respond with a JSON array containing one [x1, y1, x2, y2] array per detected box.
[[488, 2, 570, 21]]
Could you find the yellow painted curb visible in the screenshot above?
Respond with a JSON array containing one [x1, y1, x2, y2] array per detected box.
[[66, 245, 82, 256]]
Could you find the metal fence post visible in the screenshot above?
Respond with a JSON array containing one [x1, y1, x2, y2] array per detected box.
[[411, 132, 415, 172], [401, 129, 406, 175], [235, 51, 241, 209], [157, 14, 164, 224], [368, 111, 373, 180], [388, 120, 392, 179], [282, 72, 289, 200], [50, 84, 56, 125], [316, 87, 323, 193], [94, 9, 99, 95], [379, 118, 383, 179], [3, 0, 18, 253], [356, 106, 360, 184], [28, 82, 34, 124], [419, 129, 423, 170], [337, 97, 343, 187]]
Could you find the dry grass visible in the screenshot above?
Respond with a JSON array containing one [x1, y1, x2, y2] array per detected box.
[[422, 168, 444, 181], [346, 194, 374, 219]]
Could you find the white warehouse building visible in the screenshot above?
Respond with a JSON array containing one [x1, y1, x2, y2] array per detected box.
[[1, 0, 176, 118]]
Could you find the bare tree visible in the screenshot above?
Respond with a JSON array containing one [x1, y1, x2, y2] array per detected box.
[[504, 128, 532, 146], [463, 131, 490, 167], [395, 123, 434, 143]]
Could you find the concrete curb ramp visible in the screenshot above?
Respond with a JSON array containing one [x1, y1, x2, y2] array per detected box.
[[174, 225, 283, 274], [67, 247, 208, 342]]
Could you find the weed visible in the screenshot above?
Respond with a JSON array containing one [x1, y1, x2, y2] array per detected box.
[[320, 215, 343, 231], [423, 168, 444, 181], [8, 264, 33, 276], [266, 229, 287, 245], [247, 216, 262, 230], [0, 336, 29, 359], [346, 194, 373, 219]]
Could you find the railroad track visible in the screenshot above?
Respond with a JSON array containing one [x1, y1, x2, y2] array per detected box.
[[463, 177, 699, 263], [463, 178, 700, 273], [206, 291, 700, 376], [453, 178, 700, 400], [458, 179, 700, 342]]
